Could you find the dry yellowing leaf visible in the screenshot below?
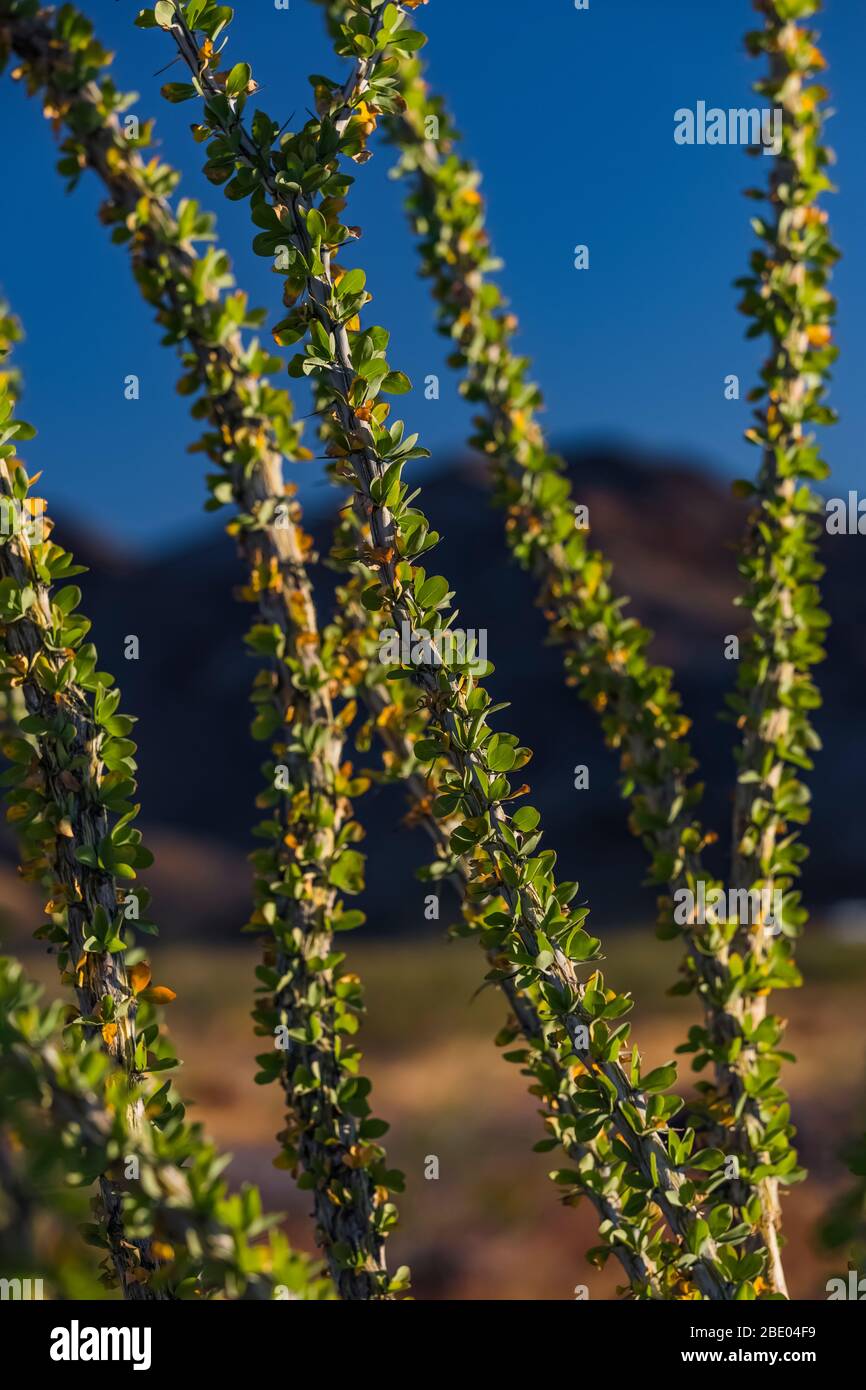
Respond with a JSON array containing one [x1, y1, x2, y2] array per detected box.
[[140, 985, 177, 1006], [129, 962, 152, 996]]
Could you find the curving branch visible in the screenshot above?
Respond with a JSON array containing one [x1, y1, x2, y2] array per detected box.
[[148, 0, 756, 1298], [0, 353, 172, 1298], [336, 565, 666, 1296], [721, 0, 837, 1290], [0, 0, 404, 1298], [312, 0, 807, 1293], [0, 955, 331, 1300]]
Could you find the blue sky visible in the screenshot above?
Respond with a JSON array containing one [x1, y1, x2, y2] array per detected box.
[[0, 0, 863, 550]]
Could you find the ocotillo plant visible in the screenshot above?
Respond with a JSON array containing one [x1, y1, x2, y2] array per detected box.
[[0, 358, 171, 1299], [0, 328, 328, 1300], [148, 0, 821, 1300], [0, 0, 858, 1306], [313, 0, 838, 1296], [0, 955, 331, 1300], [1, 0, 404, 1299]]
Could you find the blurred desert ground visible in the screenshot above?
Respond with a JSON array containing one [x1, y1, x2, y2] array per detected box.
[[8, 929, 866, 1301]]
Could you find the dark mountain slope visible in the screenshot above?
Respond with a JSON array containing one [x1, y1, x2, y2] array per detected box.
[[2, 446, 862, 944]]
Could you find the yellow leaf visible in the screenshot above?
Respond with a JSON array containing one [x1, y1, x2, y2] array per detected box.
[[337, 699, 358, 729], [101, 1022, 118, 1047], [354, 100, 379, 136], [375, 702, 397, 728], [344, 1143, 379, 1169], [129, 962, 152, 996], [140, 985, 177, 1005], [806, 324, 832, 348]]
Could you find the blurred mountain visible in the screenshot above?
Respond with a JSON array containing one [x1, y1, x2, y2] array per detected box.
[[2, 445, 864, 946]]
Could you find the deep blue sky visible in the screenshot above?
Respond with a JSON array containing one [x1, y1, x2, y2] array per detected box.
[[1, 0, 863, 551]]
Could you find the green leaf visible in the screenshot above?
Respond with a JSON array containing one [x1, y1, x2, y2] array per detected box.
[[328, 849, 365, 894], [226, 62, 251, 98], [641, 1063, 677, 1093], [359, 1117, 389, 1139], [387, 1265, 411, 1293], [361, 583, 385, 612], [449, 821, 483, 855], [709, 1203, 733, 1238], [337, 268, 366, 297], [381, 370, 411, 394], [161, 82, 197, 104], [564, 929, 599, 962], [306, 207, 327, 242], [413, 738, 443, 763], [252, 109, 275, 148], [416, 575, 448, 609], [391, 30, 427, 53], [486, 735, 515, 772], [690, 1148, 727, 1172], [333, 910, 365, 933]]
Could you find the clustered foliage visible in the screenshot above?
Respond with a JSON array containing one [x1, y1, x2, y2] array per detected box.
[[0, 956, 330, 1300], [0, 334, 329, 1298], [0, 0, 858, 1302]]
